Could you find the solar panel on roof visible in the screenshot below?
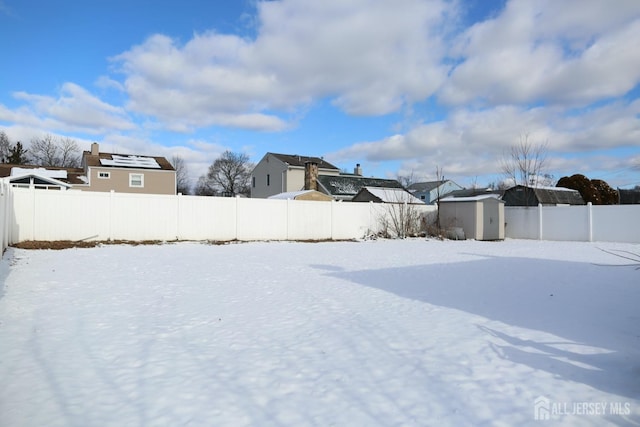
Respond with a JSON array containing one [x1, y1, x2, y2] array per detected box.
[[100, 155, 161, 169]]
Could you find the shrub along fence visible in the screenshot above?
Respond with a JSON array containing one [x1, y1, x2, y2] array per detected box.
[[5, 187, 436, 243]]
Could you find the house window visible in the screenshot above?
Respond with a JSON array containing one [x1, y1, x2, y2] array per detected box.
[[420, 195, 425, 200], [252, 176, 256, 188], [267, 174, 270, 186], [98, 171, 110, 179], [129, 173, 144, 188]]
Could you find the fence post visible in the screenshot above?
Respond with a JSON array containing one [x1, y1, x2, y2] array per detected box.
[[587, 202, 593, 242], [330, 200, 335, 240], [109, 190, 114, 241], [176, 193, 181, 241], [235, 195, 239, 240], [286, 198, 290, 241], [538, 203, 543, 241]]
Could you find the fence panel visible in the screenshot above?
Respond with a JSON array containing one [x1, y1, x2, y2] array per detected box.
[[110, 192, 178, 241], [177, 196, 237, 241], [505, 207, 539, 239], [287, 200, 333, 240], [592, 205, 640, 243], [505, 204, 640, 243], [541, 205, 590, 241], [236, 198, 288, 241]]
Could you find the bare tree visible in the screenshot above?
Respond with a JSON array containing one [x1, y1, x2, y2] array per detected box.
[[375, 190, 424, 239], [200, 151, 253, 197], [30, 134, 81, 167], [171, 155, 191, 195], [396, 171, 417, 189], [0, 131, 10, 162], [501, 134, 548, 188], [194, 175, 216, 196]]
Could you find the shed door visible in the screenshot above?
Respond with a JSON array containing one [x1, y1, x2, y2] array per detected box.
[[482, 201, 499, 240]]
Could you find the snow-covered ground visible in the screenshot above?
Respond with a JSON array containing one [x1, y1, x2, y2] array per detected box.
[[0, 239, 638, 426]]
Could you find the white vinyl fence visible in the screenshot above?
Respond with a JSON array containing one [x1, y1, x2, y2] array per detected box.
[[6, 187, 436, 243], [3, 186, 639, 246], [505, 203, 640, 243], [0, 181, 10, 253]]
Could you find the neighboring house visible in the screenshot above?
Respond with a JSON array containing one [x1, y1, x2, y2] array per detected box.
[[251, 153, 340, 198], [408, 180, 464, 204], [0, 143, 176, 195], [268, 190, 333, 201], [0, 165, 85, 190], [352, 187, 424, 204], [618, 188, 640, 204], [79, 143, 176, 195], [502, 185, 585, 206], [316, 175, 405, 201]]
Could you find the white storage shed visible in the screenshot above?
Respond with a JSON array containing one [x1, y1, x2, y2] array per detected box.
[[438, 195, 505, 240]]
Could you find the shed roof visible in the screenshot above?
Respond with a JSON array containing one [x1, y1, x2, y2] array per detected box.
[[440, 194, 503, 203], [354, 187, 424, 204], [446, 187, 503, 198], [503, 185, 585, 206]]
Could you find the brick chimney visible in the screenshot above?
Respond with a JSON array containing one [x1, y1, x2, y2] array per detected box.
[[91, 142, 100, 156], [354, 163, 362, 176], [304, 161, 319, 191]]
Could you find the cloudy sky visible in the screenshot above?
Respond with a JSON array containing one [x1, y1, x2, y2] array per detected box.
[[1, 0, 639, 189]]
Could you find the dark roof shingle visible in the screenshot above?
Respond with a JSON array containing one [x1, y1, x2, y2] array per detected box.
[[269, 153, 339, 170], [317, 175, 403, 198]]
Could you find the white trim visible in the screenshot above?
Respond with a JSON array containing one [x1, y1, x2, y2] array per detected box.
[[129, 173, 144, 188]]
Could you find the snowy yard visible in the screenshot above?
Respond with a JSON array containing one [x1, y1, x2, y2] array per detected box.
[[0, 239, 638, 426]]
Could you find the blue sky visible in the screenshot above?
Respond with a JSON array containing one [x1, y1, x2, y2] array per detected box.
[[1, 0, 639, 190]]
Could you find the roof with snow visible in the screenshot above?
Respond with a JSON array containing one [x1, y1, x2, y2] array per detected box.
[[352, 187, 424, 204], [267, 190, 333, 201], [440, 194, 504, 203], [317, 175, 404, 200], [0, 164, 86, 185], [445, 187, 503, 198]]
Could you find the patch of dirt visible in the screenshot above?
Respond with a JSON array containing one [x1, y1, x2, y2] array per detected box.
[[12, 238, 358, 250], [12, 240, 165, 250]]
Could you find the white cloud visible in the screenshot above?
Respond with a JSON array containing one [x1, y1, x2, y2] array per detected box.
[[112, 0, 453, 129], [0, 83, 134, 134], [329, 101, 640, 179], [441, 0, 640, 106]]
